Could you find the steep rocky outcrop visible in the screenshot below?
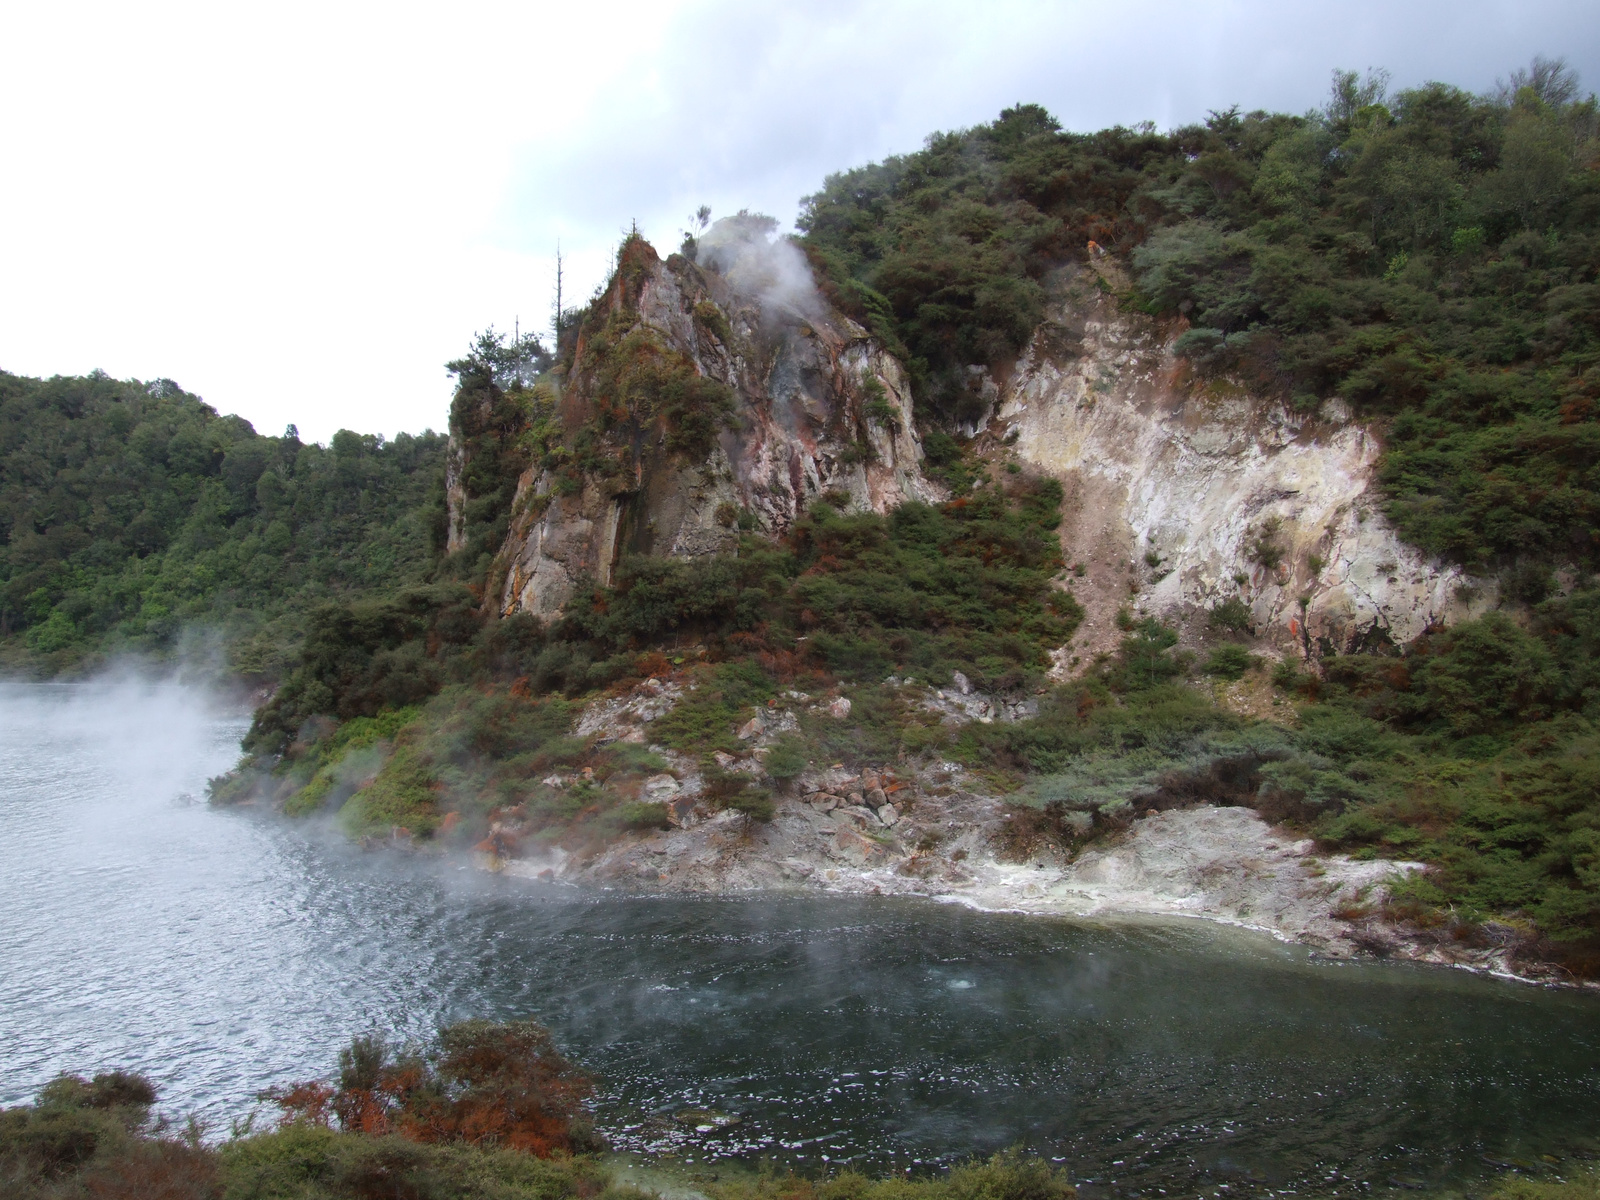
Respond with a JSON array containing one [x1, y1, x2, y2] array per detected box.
[[474, 219, 936, 619], [450, 234, 1483, 665], [985, 261, 1488, 663]]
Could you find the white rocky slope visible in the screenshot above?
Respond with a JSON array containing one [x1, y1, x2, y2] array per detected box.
[[991, 262, 1491, 663], [480, 676, 1563, 978]]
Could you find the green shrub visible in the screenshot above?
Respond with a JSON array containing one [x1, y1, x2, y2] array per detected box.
[[339, 746, 440, 837], [1209, 596, 1253, 634], [1203, 643, 1256, 680], [618, 801, 672, 830], [763, 733, 811, 782], [700, 765, 774, 821], [802, 86, 1600, 570]]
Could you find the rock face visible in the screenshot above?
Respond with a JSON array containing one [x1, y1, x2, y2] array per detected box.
[[993, 263, 1489, 661], [475, 218, 936, 619], [450, 234, 1486, 659]]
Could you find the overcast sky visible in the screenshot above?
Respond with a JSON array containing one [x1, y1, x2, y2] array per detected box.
[[2, 0, 1595, 444]]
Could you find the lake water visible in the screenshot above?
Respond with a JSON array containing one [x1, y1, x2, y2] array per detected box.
[[2, 678, 1598, 1196]]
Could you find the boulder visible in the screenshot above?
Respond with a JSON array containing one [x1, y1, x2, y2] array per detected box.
[[643, 773, 680, 800], [827, 696, 852, 718], [878, 803, 899, 827], [834, 824, 886, 862]]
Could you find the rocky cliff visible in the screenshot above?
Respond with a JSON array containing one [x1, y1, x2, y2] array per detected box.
[[451, 233, 1482, 664], [983, 259, 1487, 665], [477, 218, 936, 619]]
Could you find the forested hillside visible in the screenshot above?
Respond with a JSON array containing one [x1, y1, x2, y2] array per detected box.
[[11, 59, 1600, 972], [0, 370, 446, 675], [801, 62, 1600, 571]]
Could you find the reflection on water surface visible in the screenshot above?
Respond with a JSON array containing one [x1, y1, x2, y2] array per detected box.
[[2, 679, 1597, 1195]]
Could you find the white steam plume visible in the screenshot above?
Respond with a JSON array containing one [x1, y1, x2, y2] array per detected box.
[[695, 212, 826, 323]]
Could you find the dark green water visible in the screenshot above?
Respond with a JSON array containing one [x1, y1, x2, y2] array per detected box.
[[2, 680, 1597, 1196]]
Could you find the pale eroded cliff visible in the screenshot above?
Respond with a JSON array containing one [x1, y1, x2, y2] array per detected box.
[[991, 263, 1488, 663], [454, 241, 1483, 662]]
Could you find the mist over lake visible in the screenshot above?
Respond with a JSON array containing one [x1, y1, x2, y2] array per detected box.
[[3, 677, 1599, 1194]]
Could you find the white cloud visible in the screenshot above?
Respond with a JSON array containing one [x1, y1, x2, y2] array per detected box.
[[0, 0, 1594, 442]]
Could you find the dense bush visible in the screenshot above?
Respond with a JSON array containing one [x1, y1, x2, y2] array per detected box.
[[800, 103, 1142, 422], [444, 329, 552, 580], [0, 370, 445, 674], [264, 1019, 597, 1157], [802, 63, 1600, 569], [241, 583, 482, 756], [0, 1051, 1082, 1200], [563, 479, 1078, 692]]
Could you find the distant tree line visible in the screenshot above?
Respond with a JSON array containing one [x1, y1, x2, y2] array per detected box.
[[0, 369, 446, 674]]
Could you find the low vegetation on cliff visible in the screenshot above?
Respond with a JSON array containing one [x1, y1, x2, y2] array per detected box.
[[213, 466, 1078, 850], [986, 588, 1600, 967]]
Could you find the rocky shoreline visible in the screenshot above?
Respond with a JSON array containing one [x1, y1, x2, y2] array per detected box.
[[490, 709, 1582, 987]]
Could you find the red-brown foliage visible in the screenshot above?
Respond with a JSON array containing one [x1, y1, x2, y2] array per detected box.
[[265, 1020, 593, 1158], [80, 1140, 220, 1200]]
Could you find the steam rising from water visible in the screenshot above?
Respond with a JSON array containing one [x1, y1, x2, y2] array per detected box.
[[697, 212, 826, 322], [3, 677, 1600, 1192], [0, 674, 233, 805]]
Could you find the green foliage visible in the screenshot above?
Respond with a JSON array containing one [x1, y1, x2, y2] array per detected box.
[[862, 375, 901, 431], [653, 661, 775, 756], [1105, 618, 1183, 691], [339, 745, 440, 837], [802, 72, 1600, 570], [1208, 595, 1254, 634], [1247, 518, 1285, 571], [242, 584, 481, 757], [787, 485, 1076, 688], [0, 1056, 1078, 1200], [1225, 588, 1600, 952], [548, 244, 738, 489], [0, 370, 445, 673], [706, 1149, 1075, 1200], [801, 104, 1100, 422], [0, 1069, 217, 1200], [617, 801, 672, 830], [222, 1127, 632, 1200], [700, 764, 774, 822], [1486, 1165, 1600, 1200], [445, 328, 552, 579], [559, 478, 1076, 694], [1203, 643, 1257, 680], [763, 732, 810, 781]]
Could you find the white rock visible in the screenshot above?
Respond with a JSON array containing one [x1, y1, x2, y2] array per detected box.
[[643, 774, 680, 800], [827, 696, 852, 718]]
